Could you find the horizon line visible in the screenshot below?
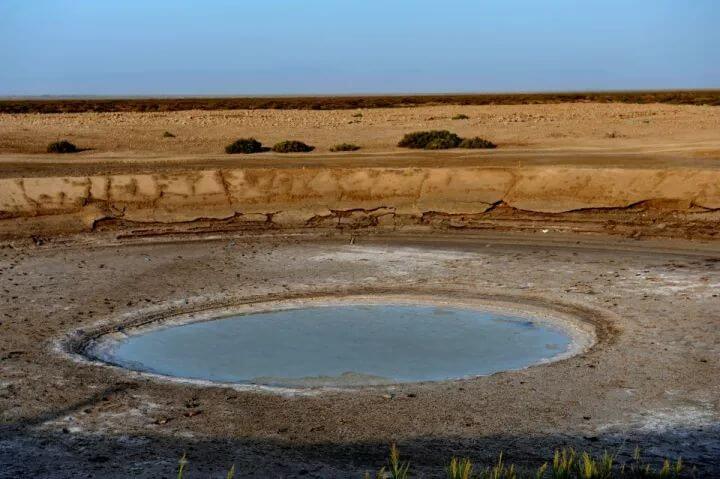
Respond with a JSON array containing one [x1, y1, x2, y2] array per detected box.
[[2, 87, 719, 101]]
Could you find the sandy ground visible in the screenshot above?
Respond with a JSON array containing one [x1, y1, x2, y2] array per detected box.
[[1, 104, 719, 241], [1, 103, 719, 158], [0, 103, 719, 476], [0, 231, 719, 477]]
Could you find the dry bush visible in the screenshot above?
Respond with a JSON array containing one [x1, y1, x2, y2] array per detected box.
[[46, 140, 79, 153], [225, 138, 266, 154], [330, 143, 361, 152], [397, 130, 462, 149], [459, 137, 497, 149], [272, 140, 315, 153]]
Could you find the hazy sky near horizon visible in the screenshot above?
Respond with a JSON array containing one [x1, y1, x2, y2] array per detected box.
[[1, 0, 718, 96]]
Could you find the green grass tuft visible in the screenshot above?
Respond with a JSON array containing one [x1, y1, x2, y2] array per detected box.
[[388, 443, 411, 479], [176, 445, 686, 478], [177, 453, 187, 479], [447, 457, 474, 479]]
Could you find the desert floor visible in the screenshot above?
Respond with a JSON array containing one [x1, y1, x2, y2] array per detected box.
[[0, 102, 719, 477], [1, 233, 719, 478], [1, 103, 719, 157]]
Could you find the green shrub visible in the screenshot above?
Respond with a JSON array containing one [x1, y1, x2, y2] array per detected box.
[[162, 131, 176, 138], [272, 140, 315, 153], [452, 114, 470, 120], [46, 140, 79, 153], [225, 138, 265, 154], [459, 137, 497, 149], [425, 137, 460, 149], [397, 130, 462, 149], [330, 143, 361, 152]]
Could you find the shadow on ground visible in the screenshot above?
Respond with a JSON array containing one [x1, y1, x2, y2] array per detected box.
[[1, 410, 718, 478]]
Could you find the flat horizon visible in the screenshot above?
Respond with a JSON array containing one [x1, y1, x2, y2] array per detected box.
[[2, 87, 719, 101]]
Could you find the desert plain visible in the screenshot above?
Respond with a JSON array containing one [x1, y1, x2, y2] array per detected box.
[[0, 98, 719, 477]]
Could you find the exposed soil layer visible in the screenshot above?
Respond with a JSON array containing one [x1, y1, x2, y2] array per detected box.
[[0, 232, 719, 478], [2, 102, 718, 245], [1, 162, 719, 240]]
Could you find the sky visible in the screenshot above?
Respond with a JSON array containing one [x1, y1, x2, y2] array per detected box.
[[1, 0, 718, 96]]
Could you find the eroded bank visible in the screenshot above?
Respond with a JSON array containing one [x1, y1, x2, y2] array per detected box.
[[1, 165, 719, 238]]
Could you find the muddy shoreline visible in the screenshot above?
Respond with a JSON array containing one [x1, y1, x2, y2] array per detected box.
[[72, 293, 600, 394]]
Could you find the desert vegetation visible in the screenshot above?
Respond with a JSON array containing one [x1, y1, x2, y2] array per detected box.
[[398, 130, 463, 149], [225, 137, 266, 154], [46, 140, 79, 153], [330, 143, 361, 152], [3, 90, 719, 114], [365, 446, 685, 479], [459, 137, 497, 149], [452, 113, 470, 120], [398, 130, 496, 150], [176, 445, 686, 479], [272, 140, 315, 153]]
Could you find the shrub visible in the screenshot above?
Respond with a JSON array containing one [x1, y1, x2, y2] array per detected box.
[[330, 143, 361, 152], [452, 113, 470, 120], [397, 130, 462, 149], [459, 137, 497, 149], [272, 140, 315, 153], [46, 140, 78, 153], [604, 131, 625, 139], [225, 137, 265, 154], [425, 137, 462, 149], [162, 131, 175, 138]]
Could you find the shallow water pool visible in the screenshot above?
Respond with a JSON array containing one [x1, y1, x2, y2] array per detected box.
[[100, 304, 574, 387]]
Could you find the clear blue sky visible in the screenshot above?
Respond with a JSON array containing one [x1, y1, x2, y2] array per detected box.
[[1, 0, 718, 96]]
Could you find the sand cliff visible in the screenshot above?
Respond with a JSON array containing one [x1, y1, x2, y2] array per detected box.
[[1, 165, 718, 238]]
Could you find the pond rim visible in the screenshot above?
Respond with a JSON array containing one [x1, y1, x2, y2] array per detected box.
[[60, 291, 603, 394]]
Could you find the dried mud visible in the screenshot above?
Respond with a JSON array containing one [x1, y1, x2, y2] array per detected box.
[[0, 233, 719, 477]]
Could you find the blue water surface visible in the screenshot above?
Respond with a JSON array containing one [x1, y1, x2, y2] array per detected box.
[[107, 305, 571, 386]]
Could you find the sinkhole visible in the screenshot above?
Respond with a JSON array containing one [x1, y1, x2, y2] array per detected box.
[[89, 303, 589, 388]]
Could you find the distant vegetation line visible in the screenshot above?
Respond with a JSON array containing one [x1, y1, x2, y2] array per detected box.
[[1, 90, 719, 113]]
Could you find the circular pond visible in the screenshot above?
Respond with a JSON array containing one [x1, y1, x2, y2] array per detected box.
[[93, 304, 582, 387]]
